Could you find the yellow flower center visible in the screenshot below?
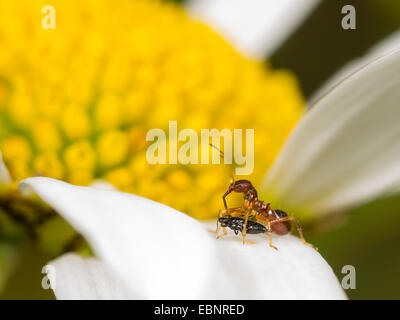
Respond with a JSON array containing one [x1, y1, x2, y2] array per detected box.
[[0, 0, 304, 219]]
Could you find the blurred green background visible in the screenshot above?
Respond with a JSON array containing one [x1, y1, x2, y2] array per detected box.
[[1, 0, 400, 300]]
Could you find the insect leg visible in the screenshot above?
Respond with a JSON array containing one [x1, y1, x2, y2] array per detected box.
[[241, 208, 255, 245], [219, 207, 247, 217], [241, 211, 249, 245], [217, 226, 228, 239], [240, 200, 256, 245], [222, 189, 233, 210], [266, 222, 278, 250], [216, 210, 223, 233], [216, 207, 245, 238], [270, 217, 317, 251]]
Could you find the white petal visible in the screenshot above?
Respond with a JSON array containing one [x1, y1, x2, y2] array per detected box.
[[19, 177, 216, 299], [20, 178, 344, 299], [311, 30, 400, 104], [203, 222, 346, 299], [90, 179, 117, 190], [186, 0, 320, 58], [49, 253, 130, 299], [0, 151, 11, 184], [48, 222, 346, 300], [262, 50, 400, 216], [368, 30, 400, 58]]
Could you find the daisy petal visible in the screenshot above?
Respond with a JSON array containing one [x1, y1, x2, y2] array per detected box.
[[262, 50, 400, 217], [186, 0, 320, 58], [367, 30, 400, 60], [47, 221, 346, 299], [19, 177, 216, 299], [20, 178, 345, 299], [311, 30, 400, 104], [49, 253, 130, 300], [0, 151, 11, 184], [202, 222, 347, 299]]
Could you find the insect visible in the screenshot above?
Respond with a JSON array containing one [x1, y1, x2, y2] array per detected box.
[[218, 215, 267, 236], [211, 144, 316, 251]]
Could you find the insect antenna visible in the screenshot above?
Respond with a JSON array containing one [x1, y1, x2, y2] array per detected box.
[[209, 143, 235, 183]]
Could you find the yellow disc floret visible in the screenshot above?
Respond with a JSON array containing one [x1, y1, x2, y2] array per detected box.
[[64, 140, 96, 172], [0, 0, 304, 219], [61, 105, 91, 140]]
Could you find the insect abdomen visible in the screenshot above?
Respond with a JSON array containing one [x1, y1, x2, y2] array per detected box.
[[218, 216, 267, 234]]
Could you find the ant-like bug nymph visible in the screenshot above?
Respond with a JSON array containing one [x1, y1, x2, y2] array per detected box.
[[211, 144, 317, 251]]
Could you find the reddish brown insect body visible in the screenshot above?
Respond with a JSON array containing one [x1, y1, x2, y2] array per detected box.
[[222, 179, 291, 235], [217, 179, 316, 250], [210, 143, 316, 250]]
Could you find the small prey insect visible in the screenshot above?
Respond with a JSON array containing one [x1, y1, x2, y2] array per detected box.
[[218, 215, 267, 236], [211, 144, 317, 251]]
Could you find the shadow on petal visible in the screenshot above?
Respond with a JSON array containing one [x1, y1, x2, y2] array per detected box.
[[50, 253, 130, 300], [19, 177, 216, 299]]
